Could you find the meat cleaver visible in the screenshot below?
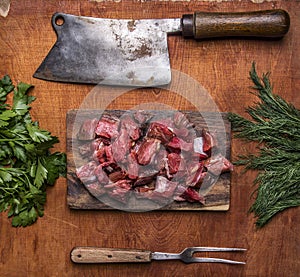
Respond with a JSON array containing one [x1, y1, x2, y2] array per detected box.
[[34, 9, 290, 87]]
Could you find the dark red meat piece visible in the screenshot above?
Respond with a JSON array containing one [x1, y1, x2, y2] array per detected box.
[[133, 176, 154, 187], [135, 176, 178, 202], [136, 148, 166, 178], [100, 145, 116, 167], [151, 176, 178, 199], [168, 152, 198, 182], [88, 138, 111, 161], [176, 187, 205, 204], [204, 153, 234, 175], [105, 145, 114, 161], [169, 156, 187, 180], [94, 164, 110, 184], [173, 111, 193, 129], [152, 118, 174, 129], [133, 110, 151, 124], [108, 169, 127, 183], [105, 179, 131, 190], [134, 185, 155, 199], [173, 112, 194, 139], [105, 179, 132, 204], [167, 137, 181, 152], [202, 129, 217, 152], [193, 137, 208, 160], [93, 141, 106, 164], [120, 114, 140, 141], [92, 137, 110, 149], [167, 137, 193, 152], [147, 122, 175, 144], [167, 153, 181, 175], [79, 138, 109, 158], [111, 128, 131, 163], [155, 176, 177, 194], [78, 142, 92, 157], [126, 152, 139, 179], [95, 115, 120, 139], [138, 166, 159, 179], [152, 148, 168, 173], [174, 155, 202, 185], [172, 127, 190, 139], [131, 139, 142, 154], [136, 138, 161, 165], [76, 161, 98, 184], [186, 162, 206, 187], [77, 118, 98, 140]]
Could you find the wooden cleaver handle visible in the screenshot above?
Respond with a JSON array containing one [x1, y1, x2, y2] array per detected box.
[[182, 9, 290, 39], [71, 247, 152, 263]]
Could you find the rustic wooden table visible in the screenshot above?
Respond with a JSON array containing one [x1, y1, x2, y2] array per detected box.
[[1, 1, 299, 276]]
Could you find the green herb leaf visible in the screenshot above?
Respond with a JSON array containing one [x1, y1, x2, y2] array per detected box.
[[12, 145, 27, 162], [26, 123, 53, 143], [0, 75, 14, 105], [228, 63, 300, 228], [0, 110, 17, 127], [0, 169, 13, 182], [44, 152, 67, 185], [34, 158, 48, 188], [0, 76, 66, 227]]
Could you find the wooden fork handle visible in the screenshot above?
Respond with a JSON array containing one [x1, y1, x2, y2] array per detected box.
[[70, 247, 152, 263]]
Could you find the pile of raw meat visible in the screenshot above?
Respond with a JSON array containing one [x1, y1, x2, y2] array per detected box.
[[75, 110, 233, 206]]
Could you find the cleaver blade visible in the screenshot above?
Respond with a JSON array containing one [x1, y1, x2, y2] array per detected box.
[[34, 10, 290, 87], [34, 13, 181, 87]]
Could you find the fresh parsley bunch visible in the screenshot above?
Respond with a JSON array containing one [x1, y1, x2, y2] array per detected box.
[[229, 64, 300, 228], [0, 75, 66, 227]]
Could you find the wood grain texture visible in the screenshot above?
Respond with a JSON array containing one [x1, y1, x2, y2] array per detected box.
[[0, 1, 299, 277], [183, 9, 290, 39], [71, 247, 152, 263]]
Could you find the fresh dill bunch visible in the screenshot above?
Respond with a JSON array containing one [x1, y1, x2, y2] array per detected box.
[[228, 63, 300, 228]]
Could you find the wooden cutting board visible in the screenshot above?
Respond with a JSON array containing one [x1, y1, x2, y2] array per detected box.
[[66, 109, 231, 211]]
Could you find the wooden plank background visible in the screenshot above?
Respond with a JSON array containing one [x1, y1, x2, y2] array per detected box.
[[0, 0, 299, 276]]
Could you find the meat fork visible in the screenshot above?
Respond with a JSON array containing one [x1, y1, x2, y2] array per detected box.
[[71, 246, 246, 265]]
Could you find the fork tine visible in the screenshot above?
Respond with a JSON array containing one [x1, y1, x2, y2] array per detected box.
[[180, 247, 246, 264], [187, 247, 247, 253], [188, 257, 246, 265]]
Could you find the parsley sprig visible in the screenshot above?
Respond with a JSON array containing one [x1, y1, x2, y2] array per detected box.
[[0, 75, 66, 227], [228, 64, 300, 228]]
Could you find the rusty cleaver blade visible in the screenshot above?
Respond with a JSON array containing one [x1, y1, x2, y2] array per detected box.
[[33, 10, 290, 87]]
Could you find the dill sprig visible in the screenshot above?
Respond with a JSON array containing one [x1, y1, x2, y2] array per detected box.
[[228, 63, 300, 228]]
